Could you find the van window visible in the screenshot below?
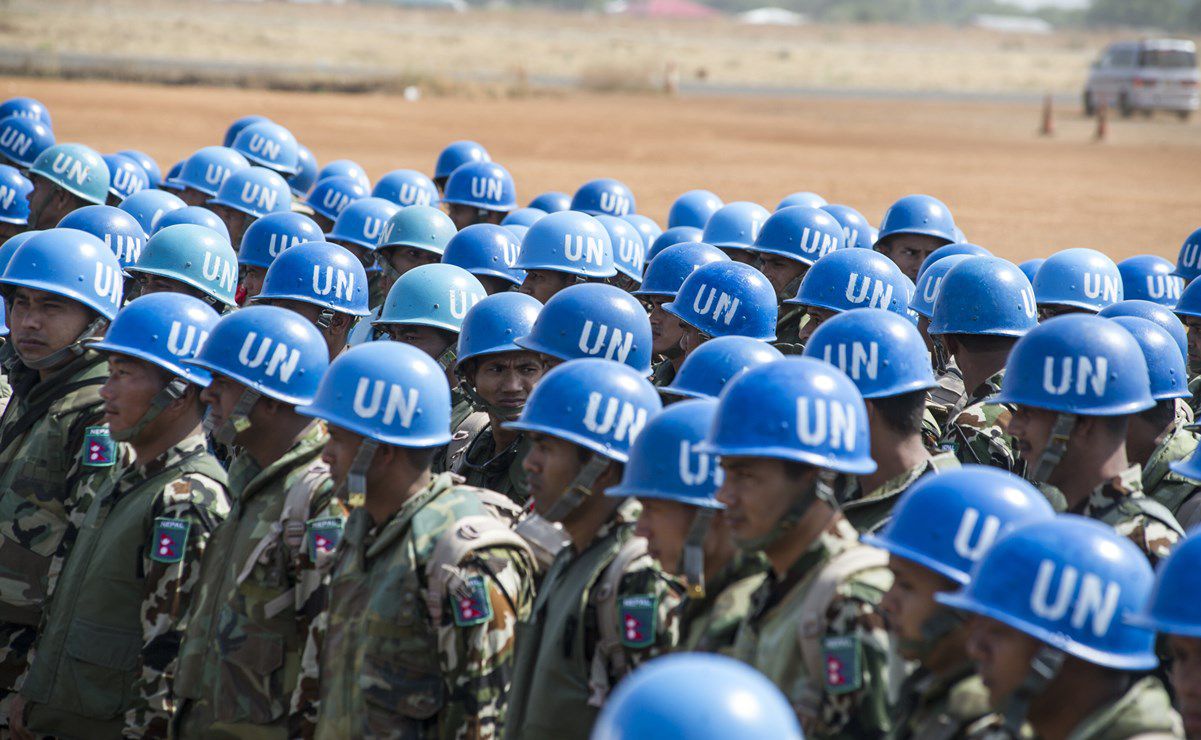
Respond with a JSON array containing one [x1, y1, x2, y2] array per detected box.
[[1139, 49, 1197, 69], [1111, 48, 1139, 67]]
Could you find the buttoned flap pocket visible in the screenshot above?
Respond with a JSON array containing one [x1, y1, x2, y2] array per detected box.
[[215, 625, 286, 724], [359, 634, 445, 721], [62, 618, 141, 718]]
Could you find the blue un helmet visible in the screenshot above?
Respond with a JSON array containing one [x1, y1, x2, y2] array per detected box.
[[456, 291, 543, 368], [571, 178, 636, 217], [1018, 258, 1044, 284], [57, 204, 148, 270], [375, 263, 486, 364], [0, 97, 52, 129], [701, 201, 770, 254], [170, 146, 250, 197], [208, 167, 292, 219], [1110, 317, 1189, 401], [127, 224, 238, 308], [434, 140, 490, 182], [777, 191, 827, 211], [529, 191, 571, 213], [749, 206, 846, 266], [787, 248, 908, 316], [443, 161, 518, 213], [378, 205, 457, 258], [1173, 227, 1201, 282], [915, 242, 991, 281], [515, 283, 653, 373], [592, 653, 803, 740], [231, 120, 300, 176], [803, 308, 936, 399], [821, 204, 874, 250], [515, 210, 616, 279], [254, 240, 371, 320], [102, 153, 149, 202], [647, 225, 704, 263], [0, 165, 32, 227], [222, 114, 271, 148], [442, 223, 525, 287], [1117, 255, 1184, 308], [0, 228, 124, 321], [1129, 532, 1201, 638], [118, 189, 185, 235], [124, 148, 171, 187], [317, 159, 370, 191], [633, 242, 729, 299], [910, 254, 971, 320], [29, 143, 110, 206], [623, 214, 662, 255], [326, 196, 400, 251], [1097, 299, 1188, 360], [305, 175, 368, 223], [668, 189, 723, 229], [664, 261, 777, 341], [928, 256, 1038, 337], [237, 212, 323, 270], [1033, 248, 1123, 314], [373, 169, 440, 208], [0, 115, 54, 169], [502, 207, 547, 229], [288, 143, 317, 198], [155, 206, 230, 243], [596, 214, 646, 284], [876, 194, 957, 246], [662, 335, 782, 400], [161, 161, 184, 192]]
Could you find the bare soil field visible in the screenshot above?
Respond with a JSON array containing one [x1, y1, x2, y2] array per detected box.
[[6, 75, 1199, 263]]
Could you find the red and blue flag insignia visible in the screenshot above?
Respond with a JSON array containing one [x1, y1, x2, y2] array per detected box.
[[150, 518, 191, 564], [822, 635, 863, 694], [306, 516, 345, 560], [619, 594, 658, 649], [452, 575, 494, 627], [81, 425, 116, 467]]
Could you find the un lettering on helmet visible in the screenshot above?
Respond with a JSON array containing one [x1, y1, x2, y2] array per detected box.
[[112, 166, 146, 195], [796, 397, 857, 451], [106, 233, 143, 265], [51, 151, 91, 187], [360, 216, 384, 243], [312, 265, 356, 302], [1181, 240, 1201, 271], [579, 320, 635, 364], [268, 232, 302, 258], [0, 183, 18, 211], [0, 126, 33, 158], [167, 321, 208, 357], [564, 232, 606, 266], [238, 332, 301, 382], [448, 289, 481, 320], [1082, 273, 1121, 304], [203, 163, 229, 189], [94, 262, 124, 310], [845, 272, 894, 309], [617, 236, 644, 273], [692, 285, 741, 327], [1030, 561, 1121, 639], [799, 227, 838, 260], [599, 191, 631, 217], [471, 176, 505, 203], [1021, 287, 1037, 319], [501, 239, 519, 268], [202, 251, 237, 295], [1042, 356, 1108, 397], [397, 183, 431, 207], [678, 439, 722, 487], [241, 181, 278, 213], [323, 189, 352, 215], [820, 341, 879, 382], [953, 508, 1001, 562], [584, 392, 648, 443], [1146, 275, 1182, 302], [352, 378, 419, 427], [247, 133, 282, 162], [920, 275, 943, 306]]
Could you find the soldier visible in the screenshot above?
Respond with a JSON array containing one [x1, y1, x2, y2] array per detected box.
[[236, 212, 323, 304], [707, 357, 894, 737], [10, 294, 228, 738], [596, 215, 645, 293], [373, 169, 440, 211], [168, 146, 251, 209], [515, 211, 617, 303], [0, 165, 31, 241], [911, 252, 979, 431], [442, 162, 517, 231], [126, 224, 238, 309], [252, 240, 370, 360], [229, 121, 301, 183], [862, 466, 1055, 739], [171, 306, 341, 736], [940, 516, 1183, 739], [609, 398, 765, 653], [928, 257, 1035, 474], [205, 166, 293, 247], [1032, 247, 1123, 319], [872, 194, 956, 282], [1130, 531, 1201, 739], [515, 283, 652, 373], [660, 335, 782, 403], [324, 196, 399, 309], [570, 178, 635, 219], [503, 359, 680, 738], [432, 140, 490, 195], [699, 201, 769, 265], [804, 309, 959, 534], [821, 204, 875, 251], [662, 261, 777, 358], [0, 229, 124, 724], [742, 206, 845, 355], [289, 341, 536, 738], [787, 247, 909, 347], [24, 143, 110, 229], [648, 226, 703, 264], [632, 241, 728, 387], [0, 114, 53, 177], [303, 176, 367, 234], [56, 205, 148, 291], [375, 205, 455, 297], [667, 189, 722, 230], [442, 292, 546, 501], [441, 224, 526, 296], [996, 314, 1183, 563]]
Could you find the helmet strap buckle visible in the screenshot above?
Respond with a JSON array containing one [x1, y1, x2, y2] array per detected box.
[[681, 508, 715, 599], [1000, 644, 1064, 736], [316, 308, 335, 330], [345, 438, 380, 509]]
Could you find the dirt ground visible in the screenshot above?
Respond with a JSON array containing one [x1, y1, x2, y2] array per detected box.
[[8, 75, 1200, 263]]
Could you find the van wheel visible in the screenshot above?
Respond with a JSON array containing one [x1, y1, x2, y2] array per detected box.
[[1118, 93, 1134, 118], [1179, 110, 1193, 122], [1083, 91, 1095, 116]]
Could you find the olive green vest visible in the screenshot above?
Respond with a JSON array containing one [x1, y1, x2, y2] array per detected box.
[[22, 449, 227, 738]]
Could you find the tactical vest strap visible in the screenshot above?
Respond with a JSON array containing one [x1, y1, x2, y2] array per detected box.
[[1127, 496, 1186, 537], [423, 514, 533, 624], [587, 534, 650, 708], [447, 412, 491, 474]]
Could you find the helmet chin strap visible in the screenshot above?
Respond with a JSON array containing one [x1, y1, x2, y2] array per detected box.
[[111, 376, 190, 443], [316, 307, 337, 330], [896, 607, 965, 658], [998, 644, 1065, 738], [19, 316, 106, 371], [344, 438, 380, 509], [204, 387, 261, 449], [455, 369, 524, 422], [515, 453, 611, 568], [734, 469, 837, 552], [1026, 412, 1077, 485], [679, 508, 715, 599]]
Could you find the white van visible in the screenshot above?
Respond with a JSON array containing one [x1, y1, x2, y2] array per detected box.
[[1084, 39, 1199, 120]]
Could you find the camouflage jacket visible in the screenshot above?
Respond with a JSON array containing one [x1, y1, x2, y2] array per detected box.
[[20, 432, 229, 739], [888, 664, 994, 740], [173, 422, 344, 736], [504, 513, 682, 740], [448, 425, 531, 508], [1189, 374, 1201, 419], [1061, 676, 1182, 740], [679, 551, 767, 654], [731, 518, 894, 739], [0, 370, 11, 419], [308, 473, 536, 740], [1142, 423, 1199, 517], [0, 351, 109, 705], [1060, 465, 1183, 565], [927, 359, 967, 436], [649, 359, 677, 388], [842, 452, 960, 535], [773, 305, 807, 356], [937, 370, 1023, 475]]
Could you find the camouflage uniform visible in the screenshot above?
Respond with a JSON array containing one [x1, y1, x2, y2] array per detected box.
[[447, 425, 530, 508], [841, 452, 960, 535], [773, 305, 807, 356], [1142, 423, 1199, 519], [920, 406, 942, 453], [504, 511, 682, 740], [678, 552, 766, 654], [649, 359, 677, 388], [173, 422, 345, 737], [926, 358, 967, 437], [1188, 374, 1201, 419], [1052, 676, 1181, 740], [1051, 465, 1183, 565], [731, 518, 893, 738], [888, 665, 995, 740], [0, 351, 109, 720], [937, 371, 1023, 475], [19, 432, 230, 738], [306, 473, 536, 739]]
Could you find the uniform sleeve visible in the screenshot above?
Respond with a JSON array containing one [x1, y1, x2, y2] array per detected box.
[[614, 554, 683, 671], [123, 475, 228, 739], [435, 546, 536, 740], [288, 606, 328, 740], [1114, 515, 1181, 567]]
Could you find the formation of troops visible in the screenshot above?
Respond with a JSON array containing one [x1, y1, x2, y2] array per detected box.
[[0, 93, 1198, 739]]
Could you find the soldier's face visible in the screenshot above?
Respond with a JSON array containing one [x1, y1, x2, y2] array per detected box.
[[135, 273, 210, 303], [1007, 405, 1056, 465], [378, 246, 439, 287], [716, 456, 810, 546], [645, 296, 684, 356], [875, 234, 943, 281], [1183, 316, 1201, 374], [634, 498, 698, 572], [965, 615, 1043, 710], [719, 247, 756, 266], [468, 352, 544, 413], [757, 254, 806, 303], [238, 265, 267, 303], [381, 324, 454, 362], [1037, 303, 1087, 322], [880, 555, 959, 662], [101, 354, 165, 437], [522, 431, 586, 515], [178, 187, 210, 207], [200, 373, 254, 444], [322, 423, 365, 487], [1167, 635, 1201, 738], [446, 203, 503, 231], [8, 287, 94, 364], [797, 306, 835, 344], [518, 270, 574, 304], [678, 322, 708, 358]]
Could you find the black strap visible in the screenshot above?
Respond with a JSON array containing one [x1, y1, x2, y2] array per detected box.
[[0, 377, 106, 456]]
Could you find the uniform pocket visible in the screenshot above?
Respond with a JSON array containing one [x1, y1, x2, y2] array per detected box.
[[215, 623, 286, 724], [62, 617, 140, 718], [359, 635, 445, 721]]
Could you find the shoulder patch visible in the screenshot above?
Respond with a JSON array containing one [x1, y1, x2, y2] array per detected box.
[[82, 425, 116, 467], [822, 634, 863, 695], [619, 594, 658, 649], [451, 575, 494, 627], [150, 518, 191, 563], [306, 516, 345, 560]]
